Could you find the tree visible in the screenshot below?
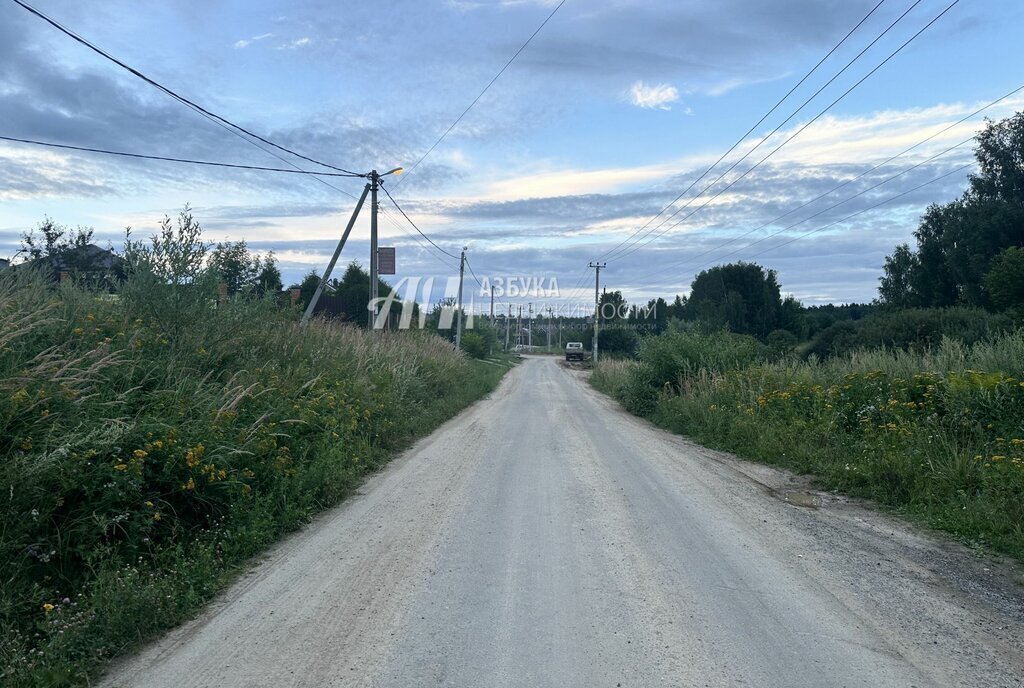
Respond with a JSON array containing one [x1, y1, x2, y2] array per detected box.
[[295, 270, 321, 309], [598, 290, 627, 322], [878, 112, 1024, 309], [255, 256, 283, 295], [984, 246, 1024, 311], [686, 262, 784, 339], [878, 243, 920, 308], [20, 218, 94, 264]]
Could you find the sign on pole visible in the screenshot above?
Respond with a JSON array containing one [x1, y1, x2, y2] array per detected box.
[[378, 247, 396, 275]]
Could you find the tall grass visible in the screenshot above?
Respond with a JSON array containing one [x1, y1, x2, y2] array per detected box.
[[592, 330, 1024, 560], [0, 239, 506, 685]]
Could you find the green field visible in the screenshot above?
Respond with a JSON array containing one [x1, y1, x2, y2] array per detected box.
[[0, 263, 509, 686], [591, 329, 1024, 561]]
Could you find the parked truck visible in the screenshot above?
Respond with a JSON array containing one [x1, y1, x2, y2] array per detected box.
[[565, 341, 585, 362]]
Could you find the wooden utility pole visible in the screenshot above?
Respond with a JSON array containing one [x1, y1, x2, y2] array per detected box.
[[589, 262, 606, 363], [455, 247, 466, 350], [505, 303, 511, 352]]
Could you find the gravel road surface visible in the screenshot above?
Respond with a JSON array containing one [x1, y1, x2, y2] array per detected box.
[[101, 356, 1024, 687]]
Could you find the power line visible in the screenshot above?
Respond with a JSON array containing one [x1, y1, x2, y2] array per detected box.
[[596, 0, 889, 262], [641, 135, 976, 292], [743, 162, 973, 262], [10, 0, 361, 177], [378, 182, 460, 260], [463, 255, 485, 290], [615, 0, 958, 261], [394, 0, 567, 188], [0, 135, 364, 176], [638, 83, 1024, 288], [377, 206, 460, 272], [617, 0, 961, 260]]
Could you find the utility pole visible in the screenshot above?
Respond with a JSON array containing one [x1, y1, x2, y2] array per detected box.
[[455, 246, 467, 350], [490, 286, 495, 322], [589, 262, 606, 363], [302, 182, 370, 324], [368, 170, 379, 329], [547, 307, 553, 350], [517, 305, 522, 348], [505, 303, 511, 352], [527, 302, 533, 351]]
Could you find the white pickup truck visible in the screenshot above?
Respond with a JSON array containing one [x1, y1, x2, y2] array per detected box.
[[565, 342, 585, 361]]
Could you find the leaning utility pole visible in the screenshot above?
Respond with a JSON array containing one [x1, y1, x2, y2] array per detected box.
[[455, 246, 467, 350], [302, 182, 371, 324], [302, 166, 402, 328], [490, 286, 495, 321], [589, 262, 606, 363]]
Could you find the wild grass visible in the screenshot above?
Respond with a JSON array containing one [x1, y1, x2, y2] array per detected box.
[[591, 330, 1024, 561], [0, 259, 506, 686]]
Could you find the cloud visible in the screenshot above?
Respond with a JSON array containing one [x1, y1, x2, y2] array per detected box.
[[276, 37, 312, 50], [233, 33, 274, 49], [628, 81, 679, 110]]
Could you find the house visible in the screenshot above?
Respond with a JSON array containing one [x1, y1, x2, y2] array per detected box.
[[17, 244, 124, 284]]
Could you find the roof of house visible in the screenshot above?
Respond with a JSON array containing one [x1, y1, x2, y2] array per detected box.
[[23, 244, 123, 273]]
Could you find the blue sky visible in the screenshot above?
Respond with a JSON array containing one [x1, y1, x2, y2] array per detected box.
[[2, 0, 1023, 311]]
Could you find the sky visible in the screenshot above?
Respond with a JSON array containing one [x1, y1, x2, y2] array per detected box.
[[2, 0, 1023, 313]]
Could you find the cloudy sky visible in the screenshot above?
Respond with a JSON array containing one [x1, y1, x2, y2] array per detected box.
[[2, 0, 1023, 311]]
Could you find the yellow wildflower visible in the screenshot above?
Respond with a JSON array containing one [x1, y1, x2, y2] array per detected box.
[[133, 449, 148, 459], [42, 603, 55, 613], [114, 463, 128, 471]]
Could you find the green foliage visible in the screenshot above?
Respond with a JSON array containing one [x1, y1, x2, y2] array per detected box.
[[208, 241, 281, 296], [807, 307, 1011, 359], [20, 218, 95, 265], [878, 112, 1024, 309], [984, 246, 1024, 312], [0, 214, 506, 686], [879, 243, 920, 308], [593, 328, 1024, 561], [766, 328, 798, 354], [459, 330, 488, 358], [604, 329, 767, 416], [686, 262, 784, 339]]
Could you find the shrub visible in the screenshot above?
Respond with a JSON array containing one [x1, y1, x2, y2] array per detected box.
[[460, 330, 488, 359], [592, 325, 1024, 560], [0, 220, 507, 686]]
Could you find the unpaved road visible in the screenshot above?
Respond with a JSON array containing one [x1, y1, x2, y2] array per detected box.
[[103, 356, 1024, 687]]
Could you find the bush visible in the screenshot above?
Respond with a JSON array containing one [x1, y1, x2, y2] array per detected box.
[[0, 218, 507, 686], [460, 330, 488, 359], [592, 325, 1024, 560], [807, 307, 1012, 359]]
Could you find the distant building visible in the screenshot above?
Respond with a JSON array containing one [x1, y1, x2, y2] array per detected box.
[[0, 258, 9, 271], [17, 244, 124, 285]]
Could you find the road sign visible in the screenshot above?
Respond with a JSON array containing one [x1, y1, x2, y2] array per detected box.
[[378, 247, 395, 275]]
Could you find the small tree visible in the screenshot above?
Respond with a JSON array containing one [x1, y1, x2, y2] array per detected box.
[[984, 246, 1024, 311], [878, 243, 920, 308]]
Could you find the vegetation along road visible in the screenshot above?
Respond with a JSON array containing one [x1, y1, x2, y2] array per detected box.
[[101, 356, 1024, 687]]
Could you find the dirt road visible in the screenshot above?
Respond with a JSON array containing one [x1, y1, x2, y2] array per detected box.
[[102, 356, 1024, 687]]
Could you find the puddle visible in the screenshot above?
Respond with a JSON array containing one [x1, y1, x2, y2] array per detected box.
[[782, 490, 822, 509]]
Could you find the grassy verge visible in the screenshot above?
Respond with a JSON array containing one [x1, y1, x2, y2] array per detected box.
[[591, 330, 1024, 561], [0, 263, 509, 686]]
